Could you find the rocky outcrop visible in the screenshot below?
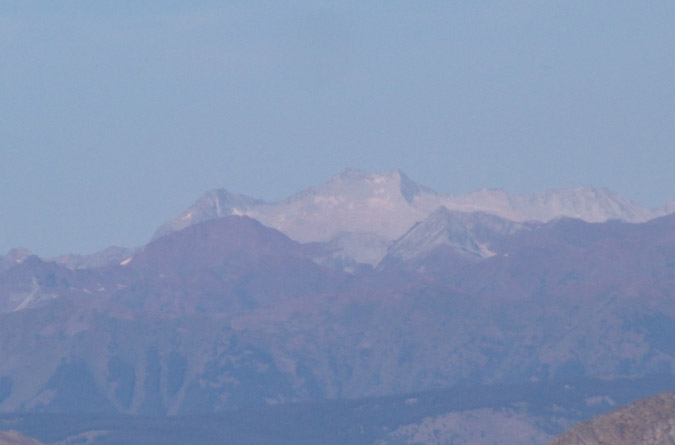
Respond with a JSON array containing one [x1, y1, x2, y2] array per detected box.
[[551, 392, 675, 445]]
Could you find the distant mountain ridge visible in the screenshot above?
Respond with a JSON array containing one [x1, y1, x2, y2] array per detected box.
[[3, 212, 675, 416], [3, 169, 675, 442], [4, 169, 670, 269], [381, 207, 531, 267], [152, 168, 669, 266], [153, 189, 265, 240]]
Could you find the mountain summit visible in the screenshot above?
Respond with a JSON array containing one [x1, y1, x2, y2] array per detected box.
[[3, 174, 675, 437], [153, 190, 265, 240], [153, 170, 667, 266], [247, 168, 431, 243]]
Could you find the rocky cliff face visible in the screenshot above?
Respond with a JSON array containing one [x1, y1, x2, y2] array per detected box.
[[551, 392, 675, 445]]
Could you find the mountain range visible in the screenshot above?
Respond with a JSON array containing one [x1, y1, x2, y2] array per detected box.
[[2, 169, 675, 443], [152, 168, 673, 266]]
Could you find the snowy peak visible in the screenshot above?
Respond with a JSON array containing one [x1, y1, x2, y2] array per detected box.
[[511, 186, 654, 223], [153, 189, 265, 240], [282, 168, 425, 205], [337, 166, 369, 181], [429, 187, 517, 219], [153, 170, 669, 266], [249, 168, 428, 243], [1, 247, 35, 272], [423, 186, 654, 224], [381, 207, 529, 266], [4, 247, 34, 264]]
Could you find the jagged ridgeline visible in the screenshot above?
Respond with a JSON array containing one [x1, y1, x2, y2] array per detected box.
[[2, 169, 675, 443]]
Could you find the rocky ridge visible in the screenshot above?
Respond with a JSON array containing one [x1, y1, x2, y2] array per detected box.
[[551, 392, 675, 445], [152, 169, 669, 266], [2, 213, 675, 415]]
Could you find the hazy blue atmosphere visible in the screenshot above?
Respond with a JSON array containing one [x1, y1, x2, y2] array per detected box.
[[2, 1, 674, 257]]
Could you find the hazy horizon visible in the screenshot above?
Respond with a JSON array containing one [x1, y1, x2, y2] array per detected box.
[[2, 1, 674, 256]]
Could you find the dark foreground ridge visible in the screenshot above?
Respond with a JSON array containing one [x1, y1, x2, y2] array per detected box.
[[551, 391, 675, 445]]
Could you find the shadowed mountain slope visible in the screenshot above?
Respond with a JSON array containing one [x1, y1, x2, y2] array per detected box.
[[2, 213, 675, 415]]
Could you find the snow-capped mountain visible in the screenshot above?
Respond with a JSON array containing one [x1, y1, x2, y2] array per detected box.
[[0, 247, 34, 272], [415, 184, 658, 225], [248, 169, 430, 244], [153, 189, 265, 240], [154, 169, 666, 265], [3, 170, 675, 443], [381, 208, 532, 267]]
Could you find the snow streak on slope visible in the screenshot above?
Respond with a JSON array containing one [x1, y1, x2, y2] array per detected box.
[[383, 208, 529, 265], [153, 190, 265, 240]]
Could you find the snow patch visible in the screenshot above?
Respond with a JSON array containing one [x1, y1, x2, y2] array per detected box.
[[477, 242, 496, 257], [14, 277, 40, 311]]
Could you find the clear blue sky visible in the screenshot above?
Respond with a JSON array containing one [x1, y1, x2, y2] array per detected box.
[[2, 1, 674, 257]]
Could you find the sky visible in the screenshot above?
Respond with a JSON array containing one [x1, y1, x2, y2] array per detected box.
[[2, 1, 674, 257]]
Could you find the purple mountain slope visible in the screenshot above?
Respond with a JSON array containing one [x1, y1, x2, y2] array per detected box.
[[2, 211, 675, 415], [113, 216, 346, 314], [153, 190, 265, 240]]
